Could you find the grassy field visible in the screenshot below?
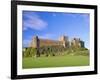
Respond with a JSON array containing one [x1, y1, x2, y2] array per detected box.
[[22, 55, 89, 69]]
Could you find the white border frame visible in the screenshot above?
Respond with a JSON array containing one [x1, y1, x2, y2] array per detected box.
[[17, 5, 94, 75]]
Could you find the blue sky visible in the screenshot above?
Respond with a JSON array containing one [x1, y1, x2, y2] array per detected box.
[[22, 11, 90, 49]]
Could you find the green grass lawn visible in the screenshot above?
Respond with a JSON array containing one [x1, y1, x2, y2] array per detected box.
[[22, 55, 89, 69]]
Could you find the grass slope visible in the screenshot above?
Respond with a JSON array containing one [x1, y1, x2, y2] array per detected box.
[[22, 55, 89, 69]]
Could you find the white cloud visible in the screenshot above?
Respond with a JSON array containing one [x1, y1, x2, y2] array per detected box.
[[23, 12, 48, 31]]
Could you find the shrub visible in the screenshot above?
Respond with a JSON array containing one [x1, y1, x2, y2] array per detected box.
[[30, 48, 37, 57], [24, 47, 31, 57], [74, 50, 89, 56]]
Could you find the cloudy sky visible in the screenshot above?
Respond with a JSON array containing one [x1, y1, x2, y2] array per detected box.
[[22, 11, 90, 49]]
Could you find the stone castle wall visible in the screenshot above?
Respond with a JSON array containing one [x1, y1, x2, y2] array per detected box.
[[30, 36, 69, 48], [30, 35, 84, 49]]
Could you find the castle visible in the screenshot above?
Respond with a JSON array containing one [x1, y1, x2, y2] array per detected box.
[[23, 35, 85, 57], [30, 35, 84, 49]]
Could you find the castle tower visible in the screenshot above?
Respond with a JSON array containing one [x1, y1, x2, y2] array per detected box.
[[30, 36, 40, 48], [59, 35, 69, 48], [80, 40, 84, 48], [71, 38, 84, 48]]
